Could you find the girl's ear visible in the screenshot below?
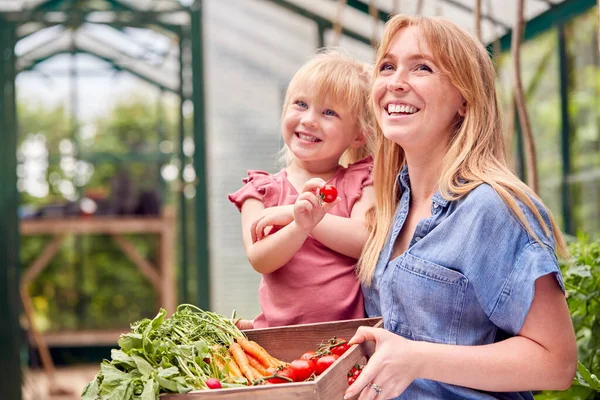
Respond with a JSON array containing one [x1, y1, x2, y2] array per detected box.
[[458, 99, 467, 117], [350, 129, 369, 149]]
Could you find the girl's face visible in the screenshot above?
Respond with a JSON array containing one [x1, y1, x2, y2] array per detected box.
[[372, 25, 465, 155], [282, 93, 363, 168]]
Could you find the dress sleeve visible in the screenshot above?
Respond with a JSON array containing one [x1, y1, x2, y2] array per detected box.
[[228, 170, 280, 211], [342, 156, 374, 212], [488, 242, 565, 335]]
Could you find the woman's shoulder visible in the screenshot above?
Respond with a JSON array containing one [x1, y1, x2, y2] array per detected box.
[[455, 183, 554, 246]]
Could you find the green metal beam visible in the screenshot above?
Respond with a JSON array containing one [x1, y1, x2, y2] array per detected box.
[[0, 17, 22, 400], [344, 0, 390, 23], [495, 0, 596, 52], [20, 48, 178, 94], [178, 35, 190, 305], [266, 0, 371, 46], [558, 25, 573, 235], [190, 2, 210, 310]]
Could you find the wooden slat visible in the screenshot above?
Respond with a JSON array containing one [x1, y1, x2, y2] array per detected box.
[[20, 216, 167, 235], [32, 330, 127, 347], [112, 234, 162, 292]]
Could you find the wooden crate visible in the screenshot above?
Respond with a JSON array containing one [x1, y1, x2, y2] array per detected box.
[[161, 317, 381, 400]]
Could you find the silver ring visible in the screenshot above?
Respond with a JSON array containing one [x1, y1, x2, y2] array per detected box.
[[370, 382, 383, 395]]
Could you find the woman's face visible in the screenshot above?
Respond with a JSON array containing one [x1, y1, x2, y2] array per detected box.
[[372, 25, 465, 156]]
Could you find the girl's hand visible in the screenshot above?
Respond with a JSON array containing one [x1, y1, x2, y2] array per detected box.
[[293, 179, 340, 233], [344, 327, 420, 400], [234, 319, 255, 330], [251, 205, 294, 242]]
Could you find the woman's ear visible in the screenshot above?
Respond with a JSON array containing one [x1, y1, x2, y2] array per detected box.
[[458, 99, 467, 117]]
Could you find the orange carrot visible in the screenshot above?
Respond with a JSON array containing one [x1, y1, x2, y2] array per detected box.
[[229, 342, 256, 382], [237, 338, 278, 368], [246, 353, 270, 376], [226, 354, 244, 379]]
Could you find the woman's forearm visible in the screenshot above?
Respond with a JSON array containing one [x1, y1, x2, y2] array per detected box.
[[247, 222, 309, 274], [311, 214, 369, 259], [414, 336, 576, 392]]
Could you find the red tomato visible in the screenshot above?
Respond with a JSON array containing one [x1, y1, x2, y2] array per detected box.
[[347, 375, 356, 385], [289, 359, 315, 382], [300, 351, 316, 360], [330, 341, 351, 356], [318, 185, 338, 203], [315, 354, 339, 375], [267, 367, 296, 384]]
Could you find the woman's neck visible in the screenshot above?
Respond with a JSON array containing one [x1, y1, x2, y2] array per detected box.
[[405, 154, 443, 203]]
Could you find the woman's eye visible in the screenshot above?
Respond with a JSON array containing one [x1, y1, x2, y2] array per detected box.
[[415, 64, 433, 72], [295, 100, 308, 108], [379, 62, 394, 72], [323, 109, 338, 117]]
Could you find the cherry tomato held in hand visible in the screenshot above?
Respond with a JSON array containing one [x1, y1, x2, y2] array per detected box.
[[317, 185, 338, 204], [315, 354, 339, 375], [289, 359, 316, 382]]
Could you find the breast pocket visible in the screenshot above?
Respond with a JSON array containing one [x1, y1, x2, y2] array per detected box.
[[387, 253, 468, 345]]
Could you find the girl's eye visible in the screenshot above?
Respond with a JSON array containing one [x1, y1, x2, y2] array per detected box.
[[415, 64, 433, 72], [295, 100, 308, 108], [379, 62, 394, 72], [323, 109, 338, 117]]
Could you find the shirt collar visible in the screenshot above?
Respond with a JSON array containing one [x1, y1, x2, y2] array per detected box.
[[396, 165, 450, 208]]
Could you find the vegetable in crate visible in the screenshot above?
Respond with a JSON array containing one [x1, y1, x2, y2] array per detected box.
[[81, 304, 245, 400]]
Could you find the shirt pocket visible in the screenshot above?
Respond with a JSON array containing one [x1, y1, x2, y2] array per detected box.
[[387, 252, 468, 345]]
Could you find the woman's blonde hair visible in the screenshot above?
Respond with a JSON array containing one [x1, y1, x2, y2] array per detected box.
[[358, 15, 567, 285], [279, 48, 374, 167]]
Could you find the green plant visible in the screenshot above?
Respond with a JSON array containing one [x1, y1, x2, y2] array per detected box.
[[536, 234, 600, 399]]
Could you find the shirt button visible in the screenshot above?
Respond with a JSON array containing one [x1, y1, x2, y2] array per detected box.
[[433, 202, 438, 209], [415, 237, 421, 242]]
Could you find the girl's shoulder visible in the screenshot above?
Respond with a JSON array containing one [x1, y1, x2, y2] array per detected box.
[[335, 156, 374, 212], [228, 169, 285, 210]]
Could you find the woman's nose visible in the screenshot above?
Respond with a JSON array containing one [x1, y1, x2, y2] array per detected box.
[[387, 73, 409, 92]]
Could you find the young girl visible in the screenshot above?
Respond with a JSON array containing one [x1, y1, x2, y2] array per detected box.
[[344, 15, 577, 400], [228, 49, 375, 329]]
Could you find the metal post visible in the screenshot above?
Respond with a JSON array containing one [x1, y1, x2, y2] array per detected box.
[[190, 1, 210, 310], [178, 34, 189, 304], [558, 25, 573, 234], [0, 17, 22, 400], [317, 23, 326, 48]]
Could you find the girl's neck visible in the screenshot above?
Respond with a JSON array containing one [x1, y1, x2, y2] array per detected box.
[[286, 159, 340, 182]]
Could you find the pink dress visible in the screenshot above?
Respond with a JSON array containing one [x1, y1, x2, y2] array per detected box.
[[228, 157, 373, 328]]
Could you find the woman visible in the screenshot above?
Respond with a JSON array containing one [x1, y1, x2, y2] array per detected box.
[[344, 14, 577, 400]]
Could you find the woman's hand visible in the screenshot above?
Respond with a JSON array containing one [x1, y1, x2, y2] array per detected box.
[[344, 327, 420, 400], [234, 319, 255, 330], [293, 178, 339, 233], [251, 205, 294, 242]]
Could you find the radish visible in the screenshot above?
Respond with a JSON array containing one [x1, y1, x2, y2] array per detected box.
[[205, 378, 222, 389]]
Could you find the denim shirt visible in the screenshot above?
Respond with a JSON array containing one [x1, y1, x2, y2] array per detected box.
[[362, 167, 565, 400]]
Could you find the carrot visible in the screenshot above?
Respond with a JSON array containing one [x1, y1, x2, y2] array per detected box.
[[226, 354, 244, 379], [249, 365, 262, 380], [246, 353, 270, 376], [229, 342, 256, 382], [237, 338, 278, 368]]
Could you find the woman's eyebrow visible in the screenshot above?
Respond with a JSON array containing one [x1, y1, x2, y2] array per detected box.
[[406, 53, 435, 63]]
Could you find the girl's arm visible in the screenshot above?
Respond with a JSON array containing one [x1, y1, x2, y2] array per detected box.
[[240, 198, 310, 274], [344, 274, 577, 399], [310, 185, 375, 259]]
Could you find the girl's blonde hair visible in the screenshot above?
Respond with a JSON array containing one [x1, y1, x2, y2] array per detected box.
[[280, 48, 374, 167], [358, 15, 567, 285]]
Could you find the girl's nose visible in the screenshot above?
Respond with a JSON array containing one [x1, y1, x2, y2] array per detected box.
[[300, 113, 318, 128]]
